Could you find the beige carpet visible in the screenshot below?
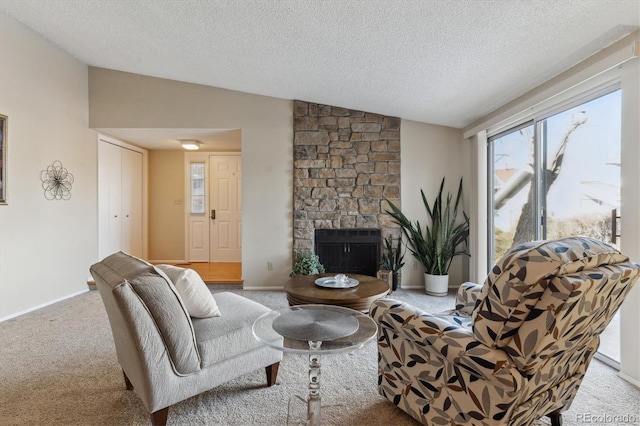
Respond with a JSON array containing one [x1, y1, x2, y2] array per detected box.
[[1, 287, 638, 425]]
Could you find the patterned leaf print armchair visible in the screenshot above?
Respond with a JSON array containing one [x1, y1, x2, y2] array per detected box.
[[371, 237, 640, 426]]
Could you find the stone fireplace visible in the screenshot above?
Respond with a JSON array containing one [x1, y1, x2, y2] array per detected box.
[[292, 100, 401, 271]]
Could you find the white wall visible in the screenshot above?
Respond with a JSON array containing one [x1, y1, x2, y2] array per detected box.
[[0, 13, 97, 319], [88, 68, 293, 289], [399, 120, 469, 289]]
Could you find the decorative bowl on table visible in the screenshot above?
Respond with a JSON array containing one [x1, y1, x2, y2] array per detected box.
[[314, 274, 359, 289]]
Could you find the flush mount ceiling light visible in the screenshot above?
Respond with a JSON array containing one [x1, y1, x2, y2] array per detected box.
[[180, 140, 200, 150]]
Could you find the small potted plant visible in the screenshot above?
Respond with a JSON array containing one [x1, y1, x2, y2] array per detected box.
[[385, 177, 469, 296], [379, 237, 405, 291], [290, 252, 326, 278]]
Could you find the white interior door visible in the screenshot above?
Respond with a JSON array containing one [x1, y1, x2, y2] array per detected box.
[[99, 141, 122, 258], [99, 139, 144, 260], [209, 155, 241, 262], [121, 148, 143, 257]]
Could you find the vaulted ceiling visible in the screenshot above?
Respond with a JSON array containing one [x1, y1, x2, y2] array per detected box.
[[1, 0, 638, 136]]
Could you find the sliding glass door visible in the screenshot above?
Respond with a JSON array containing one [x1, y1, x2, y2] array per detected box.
[[489, 88, 622, 363], [490, 89, 621, 257], [489, 122, 536, 264], [542, 91, 621, 244]]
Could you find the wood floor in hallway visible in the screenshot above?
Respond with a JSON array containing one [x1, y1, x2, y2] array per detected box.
[[173, 262, 243, 285]]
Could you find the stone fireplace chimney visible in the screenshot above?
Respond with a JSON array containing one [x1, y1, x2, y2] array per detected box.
[[292, 100, 401, 269]]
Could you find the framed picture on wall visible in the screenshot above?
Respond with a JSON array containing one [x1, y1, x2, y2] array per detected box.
[[0, 114, 6, 205]]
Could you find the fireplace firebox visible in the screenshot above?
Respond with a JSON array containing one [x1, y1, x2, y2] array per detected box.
[[314, 229, 381, 277]]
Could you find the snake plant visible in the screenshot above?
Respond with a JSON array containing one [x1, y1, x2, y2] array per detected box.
[[379, 237, 405, 273], [385, 177, 469, 275]]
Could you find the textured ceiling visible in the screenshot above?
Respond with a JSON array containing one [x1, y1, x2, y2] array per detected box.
[[1, 0, 638, 136]]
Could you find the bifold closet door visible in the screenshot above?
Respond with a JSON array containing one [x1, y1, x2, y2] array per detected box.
[[99, 141, 122, 259], [121, 148, 143, 257], [98, 140, 143, 259]]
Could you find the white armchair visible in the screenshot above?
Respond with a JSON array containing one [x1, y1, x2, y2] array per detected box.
[[90, 252, 283, 425]]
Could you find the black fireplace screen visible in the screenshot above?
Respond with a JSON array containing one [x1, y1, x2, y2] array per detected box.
[[314, 229, 381, 277]]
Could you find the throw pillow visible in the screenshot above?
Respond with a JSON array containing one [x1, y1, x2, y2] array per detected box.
[[155, 264, 221, 318]]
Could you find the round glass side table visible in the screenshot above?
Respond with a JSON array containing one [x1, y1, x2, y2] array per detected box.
[[252, 304, 377, 426]]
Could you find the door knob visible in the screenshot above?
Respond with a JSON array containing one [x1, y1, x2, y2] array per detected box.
[[211, 209, 216, 220]]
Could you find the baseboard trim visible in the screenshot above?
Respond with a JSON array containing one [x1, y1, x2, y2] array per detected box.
[[594, 352, 620, 370], [242, 286, 284, 291], [399, 284, 458, 291], [618, 371, 640, 387], [401, 284, 423, 289], [149, 260, 187, 264], [0, 289, 89, 322]]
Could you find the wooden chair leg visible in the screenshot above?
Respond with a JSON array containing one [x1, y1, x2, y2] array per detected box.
[[548, 411, 563, 426], [265, 362, 280, 386], [150, 407, 169, 426], [122, 370, 133, 390]]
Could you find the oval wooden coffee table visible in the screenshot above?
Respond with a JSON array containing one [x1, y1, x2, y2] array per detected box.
[[283, 273, 390, 312]]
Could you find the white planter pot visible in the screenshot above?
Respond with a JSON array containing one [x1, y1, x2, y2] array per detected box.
[[424, 273, 449, 296]]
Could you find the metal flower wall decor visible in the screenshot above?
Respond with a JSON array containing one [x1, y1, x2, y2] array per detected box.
[[41, 160, 74, 200]]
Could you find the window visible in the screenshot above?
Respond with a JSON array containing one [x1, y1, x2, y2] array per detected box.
[[489, 88, 621, 264], [488, 122, 536, 264], [190, 162, 205, 214]]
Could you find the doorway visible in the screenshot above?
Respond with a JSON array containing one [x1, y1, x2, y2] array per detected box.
[[209, 154, 242, 262], [185, 152, 242, 281]]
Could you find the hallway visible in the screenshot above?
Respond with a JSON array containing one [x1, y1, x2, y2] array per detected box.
[[173, 262, 243, 285]]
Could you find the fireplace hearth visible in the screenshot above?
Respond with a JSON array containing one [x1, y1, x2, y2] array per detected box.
[[315, 229, 381, 277]]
